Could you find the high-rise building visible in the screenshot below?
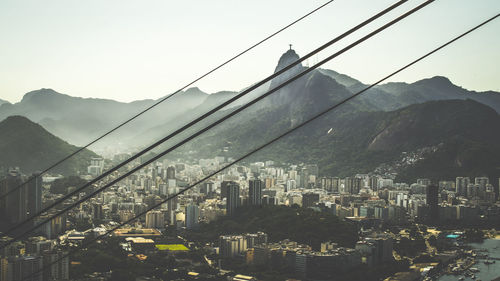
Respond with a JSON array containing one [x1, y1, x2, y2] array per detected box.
[[87, 157, 104, 176], [249, 179, 263, 206], [145, 210, 165, 228], [475, 177, 489, 187], [159, 183, 168, 196], [221, 181, 234, 200], [456, 177, 470, 197], [344, 177, 353, 194], [321, 177, 332, 191], [91, 203, 103, 220], [467, 183, 480, 199], [262, 196, 276, 205], [226, 182, 240, 216], [369, 176, 379, 191], [475, 177, 489, 198], [426, 185, 439, 223], [219, 235, 247, 258], [6, 255, 43, 281], [27, 173, 42, 219], [353, 177, 363, 194], [185, 203, 199, 229], [302, 193, 320, 208], [167, 197, 178, 225], [200, 181, 215, 195], [245, 232, 268, 249], [300, 165, 319, 189], [320, 177, 340, 193], [286, 180, 297, 192], [417, 178, 431, 186], [42, 250, 69, 281], [37, 213, 67, 239], [166, 166, 176, 180], [343, 177, 362, 194], [0, 168, 28, 225], [496, 178, 500, 201], [1, 258, 7, 281]]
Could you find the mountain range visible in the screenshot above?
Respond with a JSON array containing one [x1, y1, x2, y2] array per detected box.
[[182, 50, 500, 182], [1, 49, 499, 181]]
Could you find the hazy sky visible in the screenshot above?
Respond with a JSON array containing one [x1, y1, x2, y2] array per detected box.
[[1, 0, 499, 103]]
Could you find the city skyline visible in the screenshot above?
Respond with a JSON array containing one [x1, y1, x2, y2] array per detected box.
[[0, 1, 499, 280], [1, 0, 499, 103]]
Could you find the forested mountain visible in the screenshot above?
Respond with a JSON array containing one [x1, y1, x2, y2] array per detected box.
[[0, 116, 98, 175]]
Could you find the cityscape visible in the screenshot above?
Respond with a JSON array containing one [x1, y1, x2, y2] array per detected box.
[[1, 1, 500, 281], [1, 155, 499, 280]]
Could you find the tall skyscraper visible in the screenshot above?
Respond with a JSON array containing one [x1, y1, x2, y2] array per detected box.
[[185, 203, 199, 229], [226, 182, 240, 216], [167, 197, 178, 225], [0, 168, 28, 225], [353, 177, 363, 194], [221, 181, 238, 200], [249, 179, 263, 206], [344, 177, 354, 194], [27, 173, 42, 219]]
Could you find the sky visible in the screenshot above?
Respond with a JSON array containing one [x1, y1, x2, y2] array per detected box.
[[0, 0, 499, 103]]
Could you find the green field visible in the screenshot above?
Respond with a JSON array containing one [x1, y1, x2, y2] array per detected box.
[[155, 244, 189, 251]]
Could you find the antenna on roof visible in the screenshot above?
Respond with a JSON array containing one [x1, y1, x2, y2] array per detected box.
[[289, 44, 292, 50]]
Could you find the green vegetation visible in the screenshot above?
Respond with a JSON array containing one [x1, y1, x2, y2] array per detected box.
[[50, 176, 89, 194], [186, 205, 358, 249], [156, 244, 189, 251], [394, 226, 427, 257], [394, 236, 427, 257], [71, 237, 218, 281], [0, 115, 98, 175], [189, 98, 500, 183], [464, 228, 485, 243]]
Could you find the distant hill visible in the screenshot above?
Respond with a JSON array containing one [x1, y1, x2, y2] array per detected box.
[[0, 99, 9, 106], [0, 116, 98, 175], [188, 94, 500, 183], [0, 88, 209, 150], [348, 74, 500, 113]]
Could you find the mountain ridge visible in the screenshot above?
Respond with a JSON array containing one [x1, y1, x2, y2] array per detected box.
[[1, 48, 499, 178], [0, 115, 98, 175]]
